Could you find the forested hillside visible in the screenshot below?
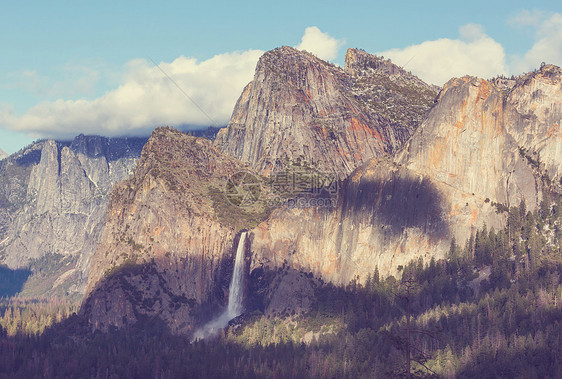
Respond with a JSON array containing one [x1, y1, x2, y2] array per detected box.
[[1, 195, 560, 378]]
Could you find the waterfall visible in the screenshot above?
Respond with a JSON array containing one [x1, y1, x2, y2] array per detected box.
[[191, 232, 247, 341], [227, 232, 246, 318]]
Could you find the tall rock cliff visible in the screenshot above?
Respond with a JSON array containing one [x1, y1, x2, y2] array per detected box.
[[505, 65, 562, 192], [248, 64, 562, 288], [214, 47, 438, 178], [82, 127, 270, 334], [398, 64, 562, 209], [0, 135, 145, 297], [79, 63, 561, 332], [0, 149, 7, 161]]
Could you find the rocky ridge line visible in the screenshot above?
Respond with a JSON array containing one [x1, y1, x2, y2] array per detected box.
[[214, 46, 439, 179]]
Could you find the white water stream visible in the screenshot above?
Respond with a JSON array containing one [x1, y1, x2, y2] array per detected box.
[[192, 232, 246, 340]]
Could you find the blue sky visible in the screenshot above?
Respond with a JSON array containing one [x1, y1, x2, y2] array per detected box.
[[1, 1, 562, 153]]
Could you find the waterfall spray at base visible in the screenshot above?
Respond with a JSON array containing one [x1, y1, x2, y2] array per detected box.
[[192, 232, 247, 341]]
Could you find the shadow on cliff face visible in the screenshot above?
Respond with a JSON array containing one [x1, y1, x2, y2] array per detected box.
[[79, 256, 230, 335], [79, 262, 192, 333], [340, 170, 450, 241], [0, 265, 31, 297], [79, 233, 249, 336], [247, 265, 320, 318], [13, 149, 42, 167], [194, 231, 251, 326], [78, 231, 314, 336], [68, 135, 148, 162], [0, 146, 41, 176]]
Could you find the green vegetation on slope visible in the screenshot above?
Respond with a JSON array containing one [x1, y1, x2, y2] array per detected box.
[[0, 195, 561, 377]]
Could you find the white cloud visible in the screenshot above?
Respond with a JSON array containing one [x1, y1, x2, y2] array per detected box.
[[509, 9, 546, 28], [4, 20, 560, 142], [1, 50, 263, 139], [2, 27, 345, 140], [379, 14, 562, 85], [378, 24, 509, 86], [459, 23, 486, 41], [5, 63, 103, 100], [512, 12, 562, 73], [295, 26, 345, 62]]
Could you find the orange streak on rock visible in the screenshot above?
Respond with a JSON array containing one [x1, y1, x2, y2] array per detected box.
[[450, 203, 461, 217], [547, 123, 560, 138], [454, 99, 468, 130], [299, 90, 310, 104], [477, 80, 491, 100], [471, 208, 478, 224], [349, 117, 385, 141], [430, 141, 446, 168], [337, 146, 347, 157]]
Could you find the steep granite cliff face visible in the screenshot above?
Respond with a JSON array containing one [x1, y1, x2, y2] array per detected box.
[[505, 65, 562, 192], [82, 127, 270, 334], [0, 135, 145, 297], [248, 158, 497, 286], [214, 47, 438, 178], [80, 64, 561, 331], [248, 65, 561, 288], [399, 64, 562, 209], [0, 149, 7, 161], [0, 143, 43, 248]]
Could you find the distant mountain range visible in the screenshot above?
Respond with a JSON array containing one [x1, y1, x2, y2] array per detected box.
[[0, 135, 147, 298]]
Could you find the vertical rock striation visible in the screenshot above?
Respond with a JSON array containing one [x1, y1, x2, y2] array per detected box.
[[82, 128, 267, 334], [0, 135, 145, 297], [249, 64, 562, 288], [78, 58, 562, 330], [214, 47, 438, 178], [399, 64, 562, 209], [505, 65, 562, 192]]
